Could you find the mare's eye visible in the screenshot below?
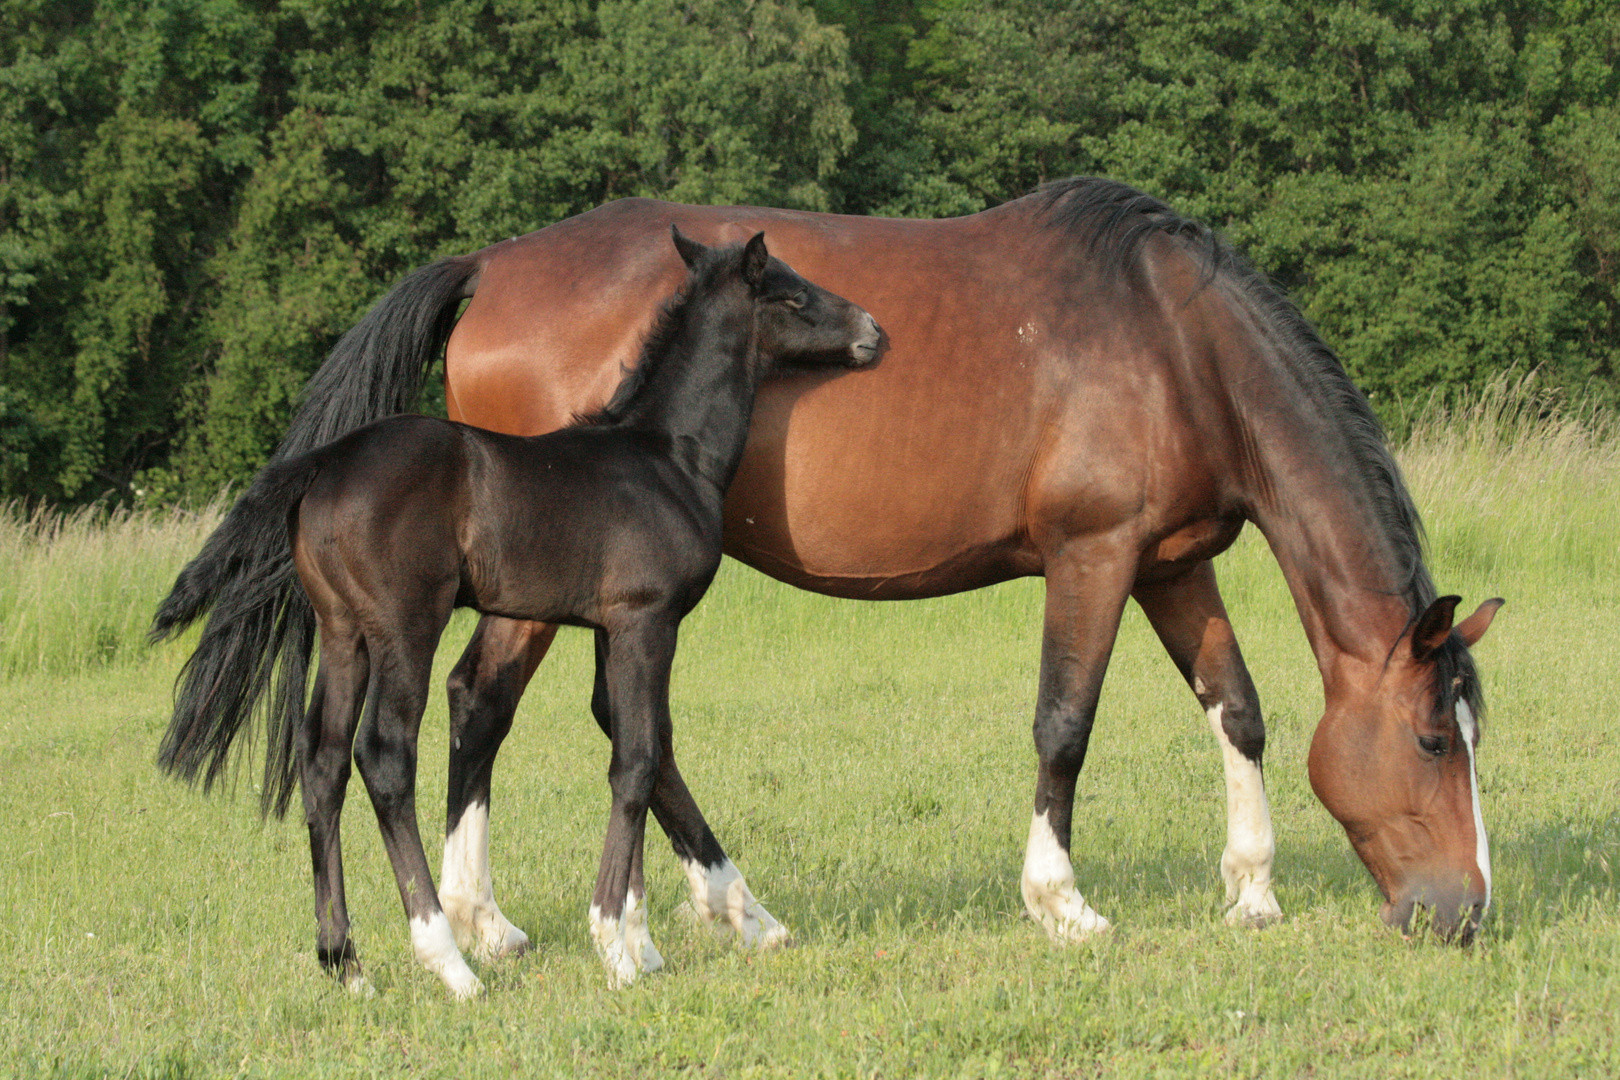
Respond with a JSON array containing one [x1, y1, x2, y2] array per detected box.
[[783, 291, 807, 310], [1417, 733, 1447, 757]]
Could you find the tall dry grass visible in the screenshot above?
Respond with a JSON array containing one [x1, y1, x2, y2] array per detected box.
[[1399, 373, 1620, 588], [0, 500, 223, 677]]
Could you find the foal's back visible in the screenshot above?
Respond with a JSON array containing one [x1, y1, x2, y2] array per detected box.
[[291, 416, 725, 633]]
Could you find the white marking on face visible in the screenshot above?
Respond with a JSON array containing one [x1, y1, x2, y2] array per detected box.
[[410, 910, 482, 999], [1205, 705, 1281, 924], [1020, 810, 1110, 941], [680, 857, 791, 948], [1456, 700, 1491, 906]]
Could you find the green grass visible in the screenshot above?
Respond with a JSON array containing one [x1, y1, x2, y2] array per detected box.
[[2, 401, 1619, 1078]]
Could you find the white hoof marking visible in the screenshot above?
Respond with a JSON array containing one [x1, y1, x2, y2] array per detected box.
[[590, 890, 662, 988], [1021, 811, 1111, 942], [681, 858, 791, 949], [1207, 705, 1282, 926], [411, 911, 483, 999], [440, 802, 531, 960]]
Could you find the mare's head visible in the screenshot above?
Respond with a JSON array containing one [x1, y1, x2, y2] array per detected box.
[[671, 226, 886, 368], [1308, 595, 1504, 942]]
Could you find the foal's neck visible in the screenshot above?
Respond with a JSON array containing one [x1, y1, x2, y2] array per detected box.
[[619, 298, 762, 491]]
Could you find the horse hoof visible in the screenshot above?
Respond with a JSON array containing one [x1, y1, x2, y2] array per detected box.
[[443, 969, 485, 1000], [342, 972, 377, 999], [1224, 896, 1283, 929]]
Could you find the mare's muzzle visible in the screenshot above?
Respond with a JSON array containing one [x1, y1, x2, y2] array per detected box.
[[1380, 877, 1487, 944]]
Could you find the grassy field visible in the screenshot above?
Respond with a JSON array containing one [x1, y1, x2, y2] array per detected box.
[[2, 394, 1618, 1078]]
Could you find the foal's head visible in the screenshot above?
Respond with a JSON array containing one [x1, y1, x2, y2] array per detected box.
[[1308, 596, 1504, 942], [671, 226, 887, 369]]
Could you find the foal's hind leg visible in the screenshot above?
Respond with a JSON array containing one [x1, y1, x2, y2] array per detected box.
[[298, 633, 370, 993], [354, 623, 482, 998], [1136, 561, 1281, 926], [440, 615, 556, 960], [591, 630, 789, 951]]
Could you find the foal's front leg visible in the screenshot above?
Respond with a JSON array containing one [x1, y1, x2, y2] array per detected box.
[[1136, 561, 1281, 926], [590, 618, 680, 988], [591, 630, 789, 951]]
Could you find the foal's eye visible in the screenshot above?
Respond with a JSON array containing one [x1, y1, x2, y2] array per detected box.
[[1417, 733, 1447, 757], [782, 291, 807, 310]]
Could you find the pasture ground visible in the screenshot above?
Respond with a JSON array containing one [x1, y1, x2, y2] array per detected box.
[[2, 392, 1618, 1078]]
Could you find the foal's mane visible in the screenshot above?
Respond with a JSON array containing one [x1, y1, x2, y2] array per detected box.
[[1032, 177, 1483, 716], [573, 242, 748, 428]]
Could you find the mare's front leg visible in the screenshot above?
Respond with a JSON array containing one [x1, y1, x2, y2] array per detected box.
[[591, 630, 789, 951], [440, 615, 558, 960], [590, 617, 681, 988], [355, 623, 482, 999], [1022, 536, 1139, 942], [1135, 560, 1281, 926]]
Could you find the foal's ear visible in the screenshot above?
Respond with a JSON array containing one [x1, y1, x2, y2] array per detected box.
[[1411, 595, 1462, 659], [1453, 598, 1504, 648], [671, 224, 706, 268], [742, 232, 769, 289]]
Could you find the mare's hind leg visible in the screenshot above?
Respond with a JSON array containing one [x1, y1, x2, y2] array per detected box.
[[354, 622, 482, 999], [590, 617, 682, 988], [591, 630, 789, 951], [440, 615, 557, 960], [1021, 539, 1138, 942], [1135, 560, 1281, 926], [298, 631, 370, 993]]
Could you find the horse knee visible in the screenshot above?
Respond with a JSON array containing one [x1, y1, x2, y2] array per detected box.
[[608, 755, 659, 810], [1218, 699, 1266, 763], [1033, 707, 1097, 774]]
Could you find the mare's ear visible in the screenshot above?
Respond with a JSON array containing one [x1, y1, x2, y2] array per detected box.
[[1453, 598, 1504, 648], [671, 224, 706, 268], [742, 232, 769, 289], [1411, 595, 1462, 660]]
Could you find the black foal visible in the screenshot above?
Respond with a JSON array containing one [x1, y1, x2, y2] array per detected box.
[[152, 229, 885, 994]]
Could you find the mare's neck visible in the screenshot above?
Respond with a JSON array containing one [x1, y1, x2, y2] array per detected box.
[[624, 304, 761, 491], [1240, 380, 1425, 698]]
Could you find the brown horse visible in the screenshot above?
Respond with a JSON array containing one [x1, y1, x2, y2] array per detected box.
[[267, 177, 1502, 961]]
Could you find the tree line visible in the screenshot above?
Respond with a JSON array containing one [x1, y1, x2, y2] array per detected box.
[[1, 0, 1615, 504]]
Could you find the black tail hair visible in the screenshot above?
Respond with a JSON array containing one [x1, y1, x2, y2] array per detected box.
[[151, 457, 321, 817], [152, 254, 479, 818]]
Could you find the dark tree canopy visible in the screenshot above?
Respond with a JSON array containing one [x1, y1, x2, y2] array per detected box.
[[1, 0, 1614, 502]]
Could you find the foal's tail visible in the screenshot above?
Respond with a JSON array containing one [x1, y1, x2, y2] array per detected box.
[[151, 457, 323, 818], [151, 255, 479, 818]]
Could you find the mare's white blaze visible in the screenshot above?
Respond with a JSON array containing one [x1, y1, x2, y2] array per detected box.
[[1206, 704, 1282, 926], [1020, 810, 1110, 942], [439, 801, 531, 959], [589, 890, 661, 988], [410, 910, 483, 999], [1456, 700, 1492, 906], [680, 858, 792, 948]]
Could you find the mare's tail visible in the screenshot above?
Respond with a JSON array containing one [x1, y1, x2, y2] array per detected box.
[[152, 254, 480, 818]]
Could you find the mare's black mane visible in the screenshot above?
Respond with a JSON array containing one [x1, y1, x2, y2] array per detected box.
[[1032, 176, 1483, 718]]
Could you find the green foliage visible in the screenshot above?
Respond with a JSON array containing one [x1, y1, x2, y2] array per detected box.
[[0, 0, 1616, 502]]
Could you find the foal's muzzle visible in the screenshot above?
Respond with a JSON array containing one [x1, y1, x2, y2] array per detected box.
[[848, 314, 888, 365]]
